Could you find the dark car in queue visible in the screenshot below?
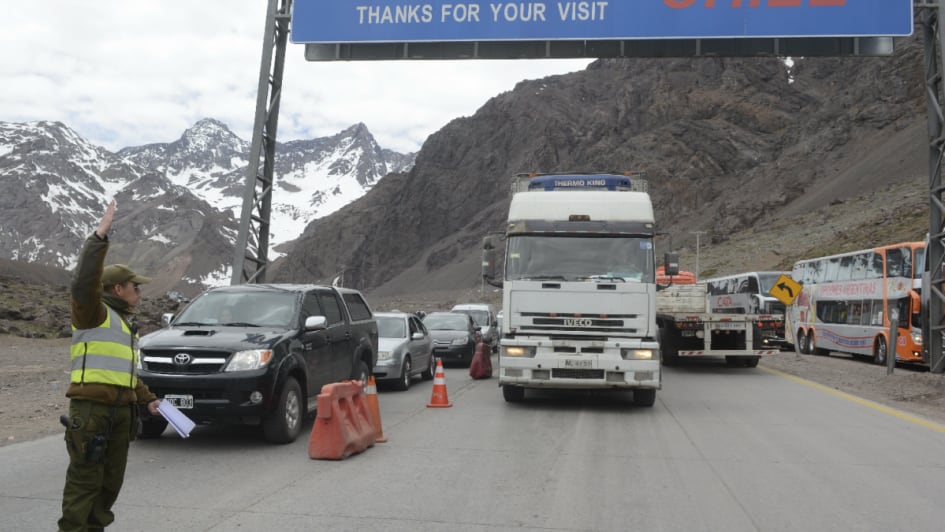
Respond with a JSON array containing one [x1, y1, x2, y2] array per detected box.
[[422, 311, 480, 367], [373, 311, 436, 391]]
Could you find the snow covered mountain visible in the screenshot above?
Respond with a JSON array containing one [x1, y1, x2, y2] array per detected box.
[[0, 119, 415, 293]]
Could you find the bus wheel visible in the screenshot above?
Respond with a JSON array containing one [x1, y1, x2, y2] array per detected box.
[[797, 330, 809, 354], [873, 337, 887, 366]]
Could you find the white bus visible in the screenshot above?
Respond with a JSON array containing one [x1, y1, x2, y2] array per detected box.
[[786, 241, 925, 365]]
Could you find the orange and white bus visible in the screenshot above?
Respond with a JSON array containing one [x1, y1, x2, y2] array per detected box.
[[785, 241, 925, 365]]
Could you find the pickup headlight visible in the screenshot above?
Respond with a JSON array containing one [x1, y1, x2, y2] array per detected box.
[[621, 348, 657, 360], [503, 346, 537, 358], [378, 350, 392, 360], [225, 349, 274, 371]]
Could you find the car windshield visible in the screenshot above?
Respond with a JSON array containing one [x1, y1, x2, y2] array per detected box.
[[424, 314, 469, 331], [174, 290, 298, 329], [505, 235, 654, 282], [455, 309, 489, 326], [377, 316, 407, 338]]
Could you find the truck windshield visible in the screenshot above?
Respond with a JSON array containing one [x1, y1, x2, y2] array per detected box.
[[175, 291, 299, 329], [505, 235, 654, 283]]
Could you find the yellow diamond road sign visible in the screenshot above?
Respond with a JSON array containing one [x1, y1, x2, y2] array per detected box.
[[769, 274, 802, 306]]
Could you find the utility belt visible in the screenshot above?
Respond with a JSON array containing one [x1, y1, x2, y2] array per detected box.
[[61, 390, 139, 464]]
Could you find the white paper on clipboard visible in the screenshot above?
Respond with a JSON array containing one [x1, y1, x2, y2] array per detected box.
[[156, 400, 196, 438]]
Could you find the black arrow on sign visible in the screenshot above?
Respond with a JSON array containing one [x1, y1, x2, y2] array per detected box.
[[777, 282, 794, 298]]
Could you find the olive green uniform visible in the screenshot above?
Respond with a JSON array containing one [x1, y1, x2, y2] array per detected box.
[[58, 233, 157, 532]]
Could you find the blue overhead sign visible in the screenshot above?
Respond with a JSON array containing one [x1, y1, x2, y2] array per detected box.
[[291, 1, 913, 44]]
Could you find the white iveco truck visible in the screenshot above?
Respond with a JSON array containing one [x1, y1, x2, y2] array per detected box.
[[482, 173, 664, 405]]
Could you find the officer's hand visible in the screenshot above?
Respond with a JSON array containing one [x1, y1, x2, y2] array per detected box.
[[96, 199, 116, 239], [147, 399, 160, 416]]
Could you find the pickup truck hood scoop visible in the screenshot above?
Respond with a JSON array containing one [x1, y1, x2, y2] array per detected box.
[[140, 328, 291, 350]]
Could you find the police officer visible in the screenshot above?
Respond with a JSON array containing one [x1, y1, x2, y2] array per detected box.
[[58, 199, 161, 532]]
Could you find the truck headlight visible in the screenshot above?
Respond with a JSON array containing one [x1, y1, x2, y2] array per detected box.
[[503, 346, 537, 358], [378, 350, 392, 360], [621, 348, 657, 360], [225, 349, 273, 371]]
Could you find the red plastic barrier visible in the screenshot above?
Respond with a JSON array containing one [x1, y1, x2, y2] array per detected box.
[[469, 342, 493, 379], [308, 380, 377, 460]]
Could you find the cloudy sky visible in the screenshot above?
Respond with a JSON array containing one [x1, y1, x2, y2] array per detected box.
[[3, 1, 592, 154]]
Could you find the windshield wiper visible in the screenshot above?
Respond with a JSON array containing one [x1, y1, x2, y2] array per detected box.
[[220, 322, 261, 327], [523, 275, 568, 281]]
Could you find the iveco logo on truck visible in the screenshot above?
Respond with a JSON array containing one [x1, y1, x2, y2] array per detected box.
[[564, 318, 593, 327]]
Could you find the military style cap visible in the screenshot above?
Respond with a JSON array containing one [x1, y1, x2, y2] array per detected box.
[[102, 264, 152, 287]]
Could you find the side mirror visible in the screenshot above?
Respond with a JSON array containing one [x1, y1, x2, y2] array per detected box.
[[304, 315, 328, 330], [482, 236, 503, 288], [161, 313, 174, 328], [412, 331, 424, 340], [664, 252, 679, 276]]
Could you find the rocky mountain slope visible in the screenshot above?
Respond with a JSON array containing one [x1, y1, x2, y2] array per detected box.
[[0, 119, 414, 294]]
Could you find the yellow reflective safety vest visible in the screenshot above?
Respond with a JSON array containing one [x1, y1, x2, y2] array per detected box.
[[70, 305, 138, 387]]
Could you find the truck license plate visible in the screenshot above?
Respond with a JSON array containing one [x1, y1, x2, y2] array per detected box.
[[564, 359, 592, 369], [715, 322, 745, 330], [164, 394, 194, 409]]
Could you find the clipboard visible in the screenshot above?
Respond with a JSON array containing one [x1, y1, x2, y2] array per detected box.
[[156, 400, 196, 438]]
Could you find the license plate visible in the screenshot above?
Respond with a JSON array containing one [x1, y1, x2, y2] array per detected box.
[[715, 322, 745, 330], [564, 359, 592, 369], [164, 394, 194, 409]]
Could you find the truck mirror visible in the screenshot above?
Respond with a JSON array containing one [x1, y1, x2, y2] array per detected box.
[[664, 252, 679, 276], [911, 290, 921, 314], [482, 248, 497, 280]]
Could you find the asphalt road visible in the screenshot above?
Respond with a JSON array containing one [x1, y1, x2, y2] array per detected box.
[[3, 359, 945, 531]]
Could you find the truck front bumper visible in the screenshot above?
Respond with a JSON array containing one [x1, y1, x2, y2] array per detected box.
[[497, 339, 661, 390]]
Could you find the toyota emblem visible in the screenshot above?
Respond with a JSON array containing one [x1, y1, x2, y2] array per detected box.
[[173, 353, 193, 366]]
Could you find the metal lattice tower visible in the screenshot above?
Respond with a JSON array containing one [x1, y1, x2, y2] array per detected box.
[[919, 0, 945, 372], [230, 0, 291, 285]]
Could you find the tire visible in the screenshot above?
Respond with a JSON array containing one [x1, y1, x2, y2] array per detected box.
[[634, 388, 656, 407], [421, 354, 436, 381], [139, 417, 168, 439], [262, 377, 302, 444], [502, 385, 525, 402], [659, 325, 679, 366], [797, 330, 809, 354], [874, 337, 888, 366], [742, 356, 760, 368], [394, 357, 411, 391]]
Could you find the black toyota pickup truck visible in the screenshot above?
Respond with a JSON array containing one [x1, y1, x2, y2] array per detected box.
[[137, 284, 378, 443]]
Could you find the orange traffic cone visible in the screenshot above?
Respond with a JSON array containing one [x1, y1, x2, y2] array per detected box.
[[365, 376, 387, 443], [426, 358, 452, 408]]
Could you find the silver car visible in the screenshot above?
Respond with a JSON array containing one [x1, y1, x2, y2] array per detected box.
[[373, 312, 436, 391]]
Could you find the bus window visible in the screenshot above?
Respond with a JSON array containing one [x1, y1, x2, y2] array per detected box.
[[849, 302, 862, 324], [901, 247, 914, 278], [860, 300, 872, 325], [812, 260, 826, 283], [825, 257, 840, 281], [869, 253, 884, 279], [837, 256, 853, 281], [871, 300, 884, 326], [851, 253, 869, 280], [887, 248, 905, 277]]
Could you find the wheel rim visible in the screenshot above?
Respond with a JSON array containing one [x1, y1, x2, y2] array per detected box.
[[402, 359, 411, 388], [877, 340, 887, 364], [285, 389, 300, 430]]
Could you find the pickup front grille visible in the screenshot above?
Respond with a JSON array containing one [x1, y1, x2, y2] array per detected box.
[[140, 349, 230, 374]]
